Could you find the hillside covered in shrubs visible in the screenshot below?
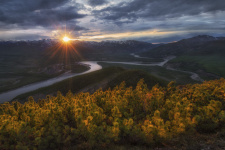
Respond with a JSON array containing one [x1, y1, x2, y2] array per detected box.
[[1, 79, 225, 149]]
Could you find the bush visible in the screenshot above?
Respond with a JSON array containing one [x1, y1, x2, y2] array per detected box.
[[1, 78, 225, 149]]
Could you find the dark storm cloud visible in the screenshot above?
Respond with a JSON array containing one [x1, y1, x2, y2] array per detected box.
[[0, 0, 86, 30], [94, 0, 225, 24], [88, 0, 108, 6], [0, 0, 71, 15]]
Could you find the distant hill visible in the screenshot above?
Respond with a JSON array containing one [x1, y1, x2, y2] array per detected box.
[[0, 39, 156, 56], [0, 39, 57, 70], [189, 40, 225, 56], [41, 40, 158, 64], [0, 39, 56, 55], [73, 40, 157, 54], [139, 35, 225, 79], [141, 35, 225, 57], [0, 39, 158, 66], [0, 39, 157, 58]]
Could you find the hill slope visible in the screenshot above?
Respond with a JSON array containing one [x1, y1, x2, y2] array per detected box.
[[13, 67, 125, 102], [13, 67, 167, 103], [107, 70, 167, 89], [1, 78, 225, 149], [140, 35, 225, 80]]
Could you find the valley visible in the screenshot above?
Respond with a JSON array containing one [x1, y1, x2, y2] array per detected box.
[[0, 53, 201, 102], [1, 35, 225, 103]]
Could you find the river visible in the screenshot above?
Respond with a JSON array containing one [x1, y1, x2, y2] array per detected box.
[[0, 54, 203, 103], [100, 56, 176, 67], [130, 53, 203, 82], [0, 61, 102, 103]]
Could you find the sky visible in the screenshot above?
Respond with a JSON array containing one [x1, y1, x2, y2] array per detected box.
[[0, 0, 225, 42]]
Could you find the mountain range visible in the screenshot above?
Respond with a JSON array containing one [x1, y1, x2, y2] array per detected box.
[[141, 35, 225, 57]]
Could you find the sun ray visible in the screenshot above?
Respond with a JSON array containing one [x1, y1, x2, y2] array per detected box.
[[42, 25, 84, 69]]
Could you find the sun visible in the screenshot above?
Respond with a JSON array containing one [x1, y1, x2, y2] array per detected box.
[[63, 36, 70, 42]]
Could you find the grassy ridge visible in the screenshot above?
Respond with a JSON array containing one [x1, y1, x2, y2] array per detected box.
[[98, 62, 195, 84], [13, 67, 125, 102], [139, 37, 225, 81], [170, 55, 225, 77], [107, 70, 167, 89]]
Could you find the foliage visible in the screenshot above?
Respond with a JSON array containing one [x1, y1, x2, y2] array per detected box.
[[1, 78, 225, 149]]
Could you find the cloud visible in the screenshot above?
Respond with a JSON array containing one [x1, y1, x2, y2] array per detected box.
[[0, 28, 49, 40], [87, 0, 108, 6], [0, 0, 224, 41], [93, 0, 225, 24], [0, 0, 86, 29]]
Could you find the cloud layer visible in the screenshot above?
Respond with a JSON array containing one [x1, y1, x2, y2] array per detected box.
[[0, 0, 224, 41], [87, 0, 108, 6], [94, 0, 225, 23], [0, 0, 85, 28]]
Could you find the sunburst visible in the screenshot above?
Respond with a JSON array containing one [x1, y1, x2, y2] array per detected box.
[[63, 36, 70, 42], [44, 27, 83, 66]]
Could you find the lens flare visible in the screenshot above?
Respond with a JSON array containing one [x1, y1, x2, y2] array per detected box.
[[63, 36, 70, 42], [45, 25, 83, 67]]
